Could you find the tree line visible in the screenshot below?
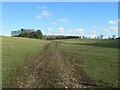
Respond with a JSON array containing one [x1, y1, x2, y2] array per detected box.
[[43, 34, 119, 40], [43, 35, 80, 40], [11, 29, 80, 40], [11, 29, 119, 40]]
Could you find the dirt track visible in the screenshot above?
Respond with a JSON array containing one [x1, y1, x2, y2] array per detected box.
[[10, 42, 94, 88]]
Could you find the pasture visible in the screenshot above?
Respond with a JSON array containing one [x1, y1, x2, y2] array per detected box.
[[2, 36, 119, 88], [55, 39, 119, 88], [2, 36, 50, 87]]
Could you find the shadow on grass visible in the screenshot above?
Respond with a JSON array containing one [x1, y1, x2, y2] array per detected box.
[[73, 42, 119, 48], [58, 40, 120, 49]]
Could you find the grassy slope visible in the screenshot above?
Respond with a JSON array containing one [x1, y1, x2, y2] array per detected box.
[[2, 36, 50, 87], [0, 36, 2, 89], [2, 37, 119, 88], [56, 39, 118, 88]]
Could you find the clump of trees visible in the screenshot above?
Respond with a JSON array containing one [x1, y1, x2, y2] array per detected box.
[[11, 28, 43, 39]]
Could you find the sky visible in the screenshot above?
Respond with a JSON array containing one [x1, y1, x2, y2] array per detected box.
[[1, 0, 119, 2], [1, 2, 119, 38]]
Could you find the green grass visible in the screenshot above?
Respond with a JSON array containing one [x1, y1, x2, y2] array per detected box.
[[56, 39, 118, 88], [0, 36, 2, 89], [2, 36, 50, 87], [2, 37, 119, 88]]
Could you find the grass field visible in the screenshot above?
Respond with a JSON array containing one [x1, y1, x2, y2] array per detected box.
[[2, 36, 50, 87], [0, 36, 2, 89], [2, 36, 119, 88], [55, 39, 119, 87]]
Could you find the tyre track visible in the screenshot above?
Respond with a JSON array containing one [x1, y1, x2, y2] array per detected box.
[[10, 42, 94, 88]]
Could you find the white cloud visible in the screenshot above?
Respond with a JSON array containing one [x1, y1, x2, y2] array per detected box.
[[68, 28, 85, 35], [91, 26, 102, 29], [68, 29, 72, 33], [91, 26, 97, 29], [103, 26, 118, 32], [90, 31, 97, 38], [36, 15, 43, 19], [103, 29, 109, 32], [0, 25, 6, 29], [0, 25, 9, 30], [37, 6, 46, 9], [109, 26, 118, 31], [74, 28, 85, 33], [50, 22, 57, 25], [59, 18, 67, 22], [57, 27, 64, 32], [36, 10, 52, 19], [48, 28, 52, 32], [109, 20, 118, 24], [42, 10, 52, 16]]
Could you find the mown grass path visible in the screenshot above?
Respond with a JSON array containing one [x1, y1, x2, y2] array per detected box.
[[10, 42, 94, 88]]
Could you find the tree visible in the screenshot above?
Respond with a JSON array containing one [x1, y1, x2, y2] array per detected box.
[[83, 36, 85, 39], [36, 30, 43, 39], [108, 36, 111, 39], [11, 30, 21, 36], [97, 36, 100, 39], [112, 35, 116, 39], [21, 28, 24, 33], [100, 34, 103, 39], [11, 31, 15, 36], [29, 32, 36, 38]]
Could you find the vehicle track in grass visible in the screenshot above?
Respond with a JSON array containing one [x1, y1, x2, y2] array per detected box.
[[10, 42, 95, 88]]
